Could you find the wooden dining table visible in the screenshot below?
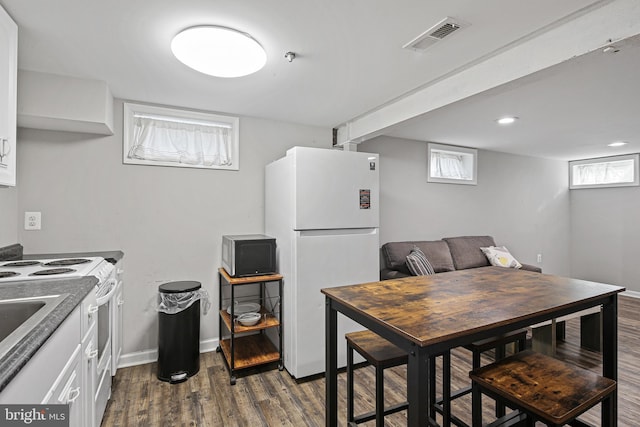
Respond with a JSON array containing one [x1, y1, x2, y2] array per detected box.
[[322, 267, 625, 427]]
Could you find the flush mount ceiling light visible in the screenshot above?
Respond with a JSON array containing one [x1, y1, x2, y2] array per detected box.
[[171, 26, 267, 78], [608, 141, 628, 147], [496, 116, 519, 125]]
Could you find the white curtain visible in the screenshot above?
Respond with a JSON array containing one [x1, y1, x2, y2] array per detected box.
[[573, 159, 633, 185], [431, 151, 470, 180], [127, 116, 233, 166]]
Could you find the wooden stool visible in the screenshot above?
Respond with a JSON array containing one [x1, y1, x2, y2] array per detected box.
[[469, 350, 617, 427], [433, 329, 528, 427], [346, 330, 409, 427], [346, 330, 452, 427]]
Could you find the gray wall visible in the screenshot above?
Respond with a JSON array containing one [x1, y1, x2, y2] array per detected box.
[[359, 136, 571, 275], [570, 187, 640, 292], [15, 99, 331, 358], [11, 109, 633, 360], [0, 186, 18, 247]]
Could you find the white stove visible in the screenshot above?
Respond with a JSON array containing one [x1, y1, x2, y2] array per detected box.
[[0, 255, 118, 427], [0, 257, 109, 283]]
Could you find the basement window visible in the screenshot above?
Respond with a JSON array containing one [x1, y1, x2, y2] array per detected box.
[[123, 102, 239, 170], [570, 154, 639, 189], [428, 143, 477, 185]]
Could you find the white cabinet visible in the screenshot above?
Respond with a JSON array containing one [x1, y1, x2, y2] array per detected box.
[[0, 290, 98, 427], [0, 4, 17, 187]]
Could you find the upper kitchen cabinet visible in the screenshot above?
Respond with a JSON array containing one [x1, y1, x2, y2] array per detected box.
[[0, 4, 17, 187], [18, 70, 114, 136]]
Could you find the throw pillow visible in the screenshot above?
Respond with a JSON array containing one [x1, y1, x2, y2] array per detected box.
[[480, 246, 522, 269], [406, 246, 435, 276]]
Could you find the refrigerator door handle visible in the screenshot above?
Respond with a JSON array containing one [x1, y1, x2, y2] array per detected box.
[[297, 228, 378, 237]]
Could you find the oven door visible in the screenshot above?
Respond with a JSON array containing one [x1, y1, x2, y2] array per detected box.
[[111, 262, 124, 376], [95, 276, 116, 425], [96, 278, 116, 374]]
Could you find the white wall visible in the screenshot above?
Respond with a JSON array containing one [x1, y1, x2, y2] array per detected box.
[[0, 186, 18, 247], [16, 99, 331, 359], [359, 136, 571, 275], [570, 187, 640, 292]]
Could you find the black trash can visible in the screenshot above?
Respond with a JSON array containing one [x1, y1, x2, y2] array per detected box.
[[157, 281, 201, 383]]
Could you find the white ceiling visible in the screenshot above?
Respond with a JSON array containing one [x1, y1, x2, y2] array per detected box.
[[385, 33, 640, 161], [2, 0, 638, 160]]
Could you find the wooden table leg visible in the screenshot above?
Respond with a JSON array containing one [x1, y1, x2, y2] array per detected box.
[[325, 296, 338, 427]]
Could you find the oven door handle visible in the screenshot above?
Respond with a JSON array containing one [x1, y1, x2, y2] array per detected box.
[[96, 279, 117, 306]]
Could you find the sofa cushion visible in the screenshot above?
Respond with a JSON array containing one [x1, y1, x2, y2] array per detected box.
[[480, 245, 522, 269], [406, 247, 435, 276], [382, 240, 455, 274], [443, 236, 496, 270]]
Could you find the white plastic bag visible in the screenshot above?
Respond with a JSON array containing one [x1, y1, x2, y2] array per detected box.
[[156, 289, 211, 315]]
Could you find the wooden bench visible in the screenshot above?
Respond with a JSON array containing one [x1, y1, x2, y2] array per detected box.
[[469, 350, 616, 427]]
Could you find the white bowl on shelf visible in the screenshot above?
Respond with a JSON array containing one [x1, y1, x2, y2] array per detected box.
[[237, 312, 261, 326], [227, 302, 260, 315]]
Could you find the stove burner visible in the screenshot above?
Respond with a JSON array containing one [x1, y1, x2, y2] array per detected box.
[[30, 268, 76, 276], [0, 271, 20, 278], [44, 258, 91, 267], [2, 261, 41, 267]]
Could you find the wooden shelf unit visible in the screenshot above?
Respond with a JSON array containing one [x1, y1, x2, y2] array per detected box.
[[216, 268, 283, 385]]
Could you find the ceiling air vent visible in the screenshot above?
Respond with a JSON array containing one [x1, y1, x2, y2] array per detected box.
[[403, 17, 467, 52]]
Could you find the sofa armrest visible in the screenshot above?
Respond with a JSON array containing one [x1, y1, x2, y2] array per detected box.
[[520, 263, 542, 273], [380, 269, 411, 281]]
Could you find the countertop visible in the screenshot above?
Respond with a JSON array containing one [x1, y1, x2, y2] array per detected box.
[[0, 248, 125, 393], [0, 244, 124, 265], [0, 276, 97, 392]]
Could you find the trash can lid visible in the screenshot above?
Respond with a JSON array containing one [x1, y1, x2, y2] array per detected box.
[[159, 281, 201, 293]]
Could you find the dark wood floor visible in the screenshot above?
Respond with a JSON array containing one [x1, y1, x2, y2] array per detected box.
[[102, 295, 639, 426]]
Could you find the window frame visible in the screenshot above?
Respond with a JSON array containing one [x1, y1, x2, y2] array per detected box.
[[569, 153, 639, 189], [123, 102, 240, 171], [427, 143, 478, 185]]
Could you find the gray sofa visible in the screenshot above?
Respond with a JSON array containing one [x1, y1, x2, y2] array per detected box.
[[380, 235, 541, 281]]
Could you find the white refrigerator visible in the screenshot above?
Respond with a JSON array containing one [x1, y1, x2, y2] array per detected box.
[[265, 146, 380, 378]]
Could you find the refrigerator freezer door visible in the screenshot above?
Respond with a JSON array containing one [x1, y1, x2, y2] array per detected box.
[[292, 147, 379, 230], [285, 228, 379, 378]]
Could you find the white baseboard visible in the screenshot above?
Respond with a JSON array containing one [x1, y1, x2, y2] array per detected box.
[[622, 290, 640, 299], [117, 338, 220, 369]]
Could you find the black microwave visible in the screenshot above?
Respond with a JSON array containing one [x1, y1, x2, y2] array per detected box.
[[221, 234, 277, 277]]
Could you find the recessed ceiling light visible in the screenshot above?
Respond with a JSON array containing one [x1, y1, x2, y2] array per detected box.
[[496, 116, 518, 125], [171, 26, 267, 78], [608, 141, 628, 147]]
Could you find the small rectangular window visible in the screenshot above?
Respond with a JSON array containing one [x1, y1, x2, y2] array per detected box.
[[123, 102, 239, 170], [428, 143, 477, 185], [569, 154, 639, 189]]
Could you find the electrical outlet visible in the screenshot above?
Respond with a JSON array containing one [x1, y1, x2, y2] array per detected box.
[[24, 212, 42, 230], [537, 253, 542, 263]]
